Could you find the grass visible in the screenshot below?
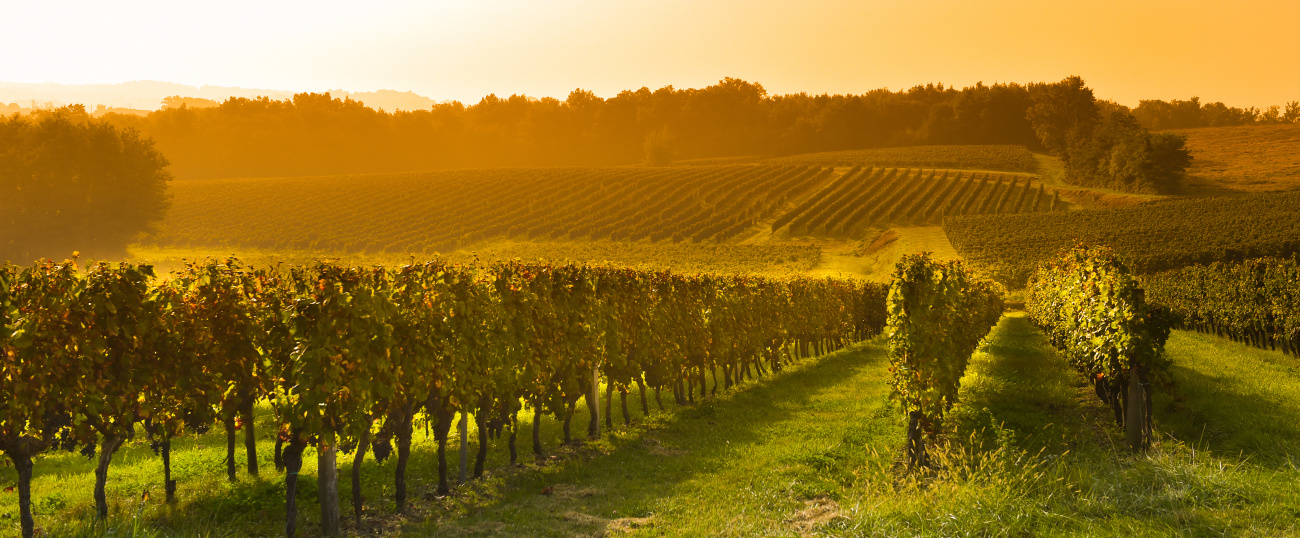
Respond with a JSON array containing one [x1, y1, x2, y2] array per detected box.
[[793, 226, 961, 283], [5, 313, 1297, 536], [765, 145, 1039, 173], [1033, 153, 1164, 210], [1170, 124, 1300, 194]]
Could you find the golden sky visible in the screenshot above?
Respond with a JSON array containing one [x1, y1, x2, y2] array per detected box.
[[4, 0, 1297, 107]]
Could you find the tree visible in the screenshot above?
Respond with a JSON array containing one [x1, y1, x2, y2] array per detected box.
[[1066, 111, 1191, 194], [0, 106, 171, 262], [643, 127, 676, 166], [1026, 76, 1100, 158]]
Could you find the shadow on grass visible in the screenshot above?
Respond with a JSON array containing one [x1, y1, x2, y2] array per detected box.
[[1155, 331, 1300, 466], [406, 340, 896, 536], [948, 313, 1104, 457], [870, 313, 1300, 537]]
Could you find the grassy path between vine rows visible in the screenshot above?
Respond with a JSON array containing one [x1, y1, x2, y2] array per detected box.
[[4, 313, 1299, 536]]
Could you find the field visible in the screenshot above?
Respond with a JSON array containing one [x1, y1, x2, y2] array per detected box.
[[149, 165, 831, 253], [773, 167, 1057, 238], [944, 188, 1300, 286], [7, 314, 1298, 537], [1169, 124, 1300, 194], [151, 165, 1060, 258], [765, 144, 1039, 173]]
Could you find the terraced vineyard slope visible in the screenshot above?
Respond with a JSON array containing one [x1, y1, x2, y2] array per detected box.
[[765, 144, 1039, 173], [945, 189, 1300, 286], [151, 165, 830, 253], [772, 167, 1058, 238]]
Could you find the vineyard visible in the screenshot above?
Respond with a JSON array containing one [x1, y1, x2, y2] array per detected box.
[[1143, 257, 1300, 356], [944, 189, 1300, 286], [765, 145, 1039, 173], [149, 165, 832, 254], [0, 257, 886, 537], [773, 167, 1058, 237]]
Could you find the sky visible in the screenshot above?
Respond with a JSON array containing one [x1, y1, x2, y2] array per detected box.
[[2, 0, 1297, 108]]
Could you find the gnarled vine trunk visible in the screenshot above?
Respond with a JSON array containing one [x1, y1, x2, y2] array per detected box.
[[94, 434, 126, 521], [241, 396, 258, 477], [318, 435, 341, 536], [283, 436, 307, 538]]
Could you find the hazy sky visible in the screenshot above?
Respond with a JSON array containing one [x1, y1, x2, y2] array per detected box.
[[3, 0, 1297, 107]]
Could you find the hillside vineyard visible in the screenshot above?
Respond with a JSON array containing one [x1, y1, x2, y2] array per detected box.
[[154, 164, 1060, 254], [773, 167, 1056, 237], [156, 165, 827, 252], [944, 189, 1300, 286]]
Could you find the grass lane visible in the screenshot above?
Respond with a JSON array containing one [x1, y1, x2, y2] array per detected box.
[[422, 339, 900, 537], [831, 313, 1300, 537]]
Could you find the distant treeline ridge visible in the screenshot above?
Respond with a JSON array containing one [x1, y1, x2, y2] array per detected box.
[[21, 78, 1179, 186], [10, 77, 1224, 194]]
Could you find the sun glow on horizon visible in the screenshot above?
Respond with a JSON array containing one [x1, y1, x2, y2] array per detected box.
[[1, 0, 1297, 108]]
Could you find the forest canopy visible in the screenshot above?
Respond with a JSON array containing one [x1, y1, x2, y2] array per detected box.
[[0, 106, 171, 262], [10, 76, 1197, 195], [96, 78, 1052, 179]]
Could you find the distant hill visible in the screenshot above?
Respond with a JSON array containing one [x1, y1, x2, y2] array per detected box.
[[1169, 124, 1300, 194], [327, 89, 437, 112], [0, 80, 438, 113], [0, 80, 295, 110]]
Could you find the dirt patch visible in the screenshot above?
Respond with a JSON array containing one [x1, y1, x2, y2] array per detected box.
[[558, 512, 655, 537], [642, 437, 686, 456], [1054, 188, 1153, 209], [785, 496, 843, 536], [549, 483, 603, 499], [606, 516, 655, 534], [854, 229, 899, 257], [564, 511, 608, 525]]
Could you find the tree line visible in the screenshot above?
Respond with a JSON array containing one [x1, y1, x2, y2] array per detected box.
[[84, 77, 1182, 189], [1131, 97, 1300, 131]]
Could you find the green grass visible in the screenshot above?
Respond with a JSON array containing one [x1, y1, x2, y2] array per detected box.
[[4, 315, 1298, 536]]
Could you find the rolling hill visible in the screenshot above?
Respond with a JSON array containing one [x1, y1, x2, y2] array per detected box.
[[1169, 123, 1300, 194]]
